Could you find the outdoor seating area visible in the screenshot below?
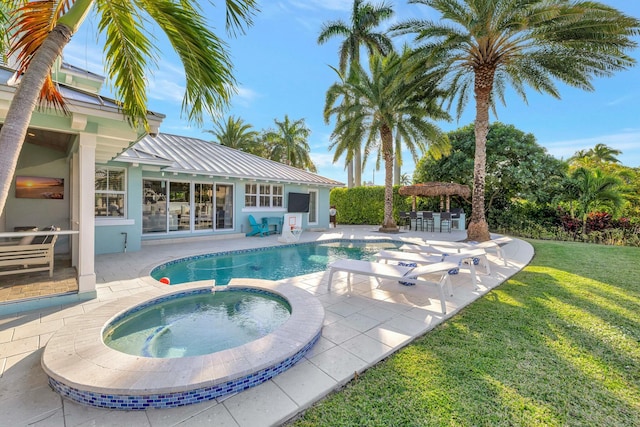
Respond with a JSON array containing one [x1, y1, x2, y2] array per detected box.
[[400, 210, 465, 232]]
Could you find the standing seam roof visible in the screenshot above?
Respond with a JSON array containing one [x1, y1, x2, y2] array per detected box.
[[118, 133, 344, 187]]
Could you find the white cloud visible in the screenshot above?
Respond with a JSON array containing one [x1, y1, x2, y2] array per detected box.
[[311, 151, 340, 168], [232, 86, 260, 107], [61, 43, 105, 76], [147, 77, 185, 103], [145, 62, 188, 103], [606, 94, 639, 106]]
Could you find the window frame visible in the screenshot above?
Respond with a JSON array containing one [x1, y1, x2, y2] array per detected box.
[[95, 166, 127, 218], [245, 183, 283, 208]]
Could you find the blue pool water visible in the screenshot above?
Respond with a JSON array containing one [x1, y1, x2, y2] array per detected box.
[[151, 240, 401, 285], [103, 289, 291, 358]]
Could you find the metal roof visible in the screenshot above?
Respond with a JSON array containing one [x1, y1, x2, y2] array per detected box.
[[0, 65, 165, 120], [118, 133, 344, 187]]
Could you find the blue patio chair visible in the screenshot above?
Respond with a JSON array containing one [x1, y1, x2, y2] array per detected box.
[[246, 215, 269, 237]]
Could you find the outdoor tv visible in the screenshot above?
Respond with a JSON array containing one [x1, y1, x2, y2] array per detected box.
[[287, 192, 310, 213]]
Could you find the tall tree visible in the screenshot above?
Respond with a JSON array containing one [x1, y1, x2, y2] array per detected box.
[[393, 0, 640, 241], [415, 122, 567, 212], [0, 0, 258, 215], [264, 115, 317, 172], [318, 0, 394, 188], [325, 51, 449, 231], [204, 115, 260, 154]]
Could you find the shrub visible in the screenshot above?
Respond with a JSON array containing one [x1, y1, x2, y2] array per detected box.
[[586, 211, 612, 232]]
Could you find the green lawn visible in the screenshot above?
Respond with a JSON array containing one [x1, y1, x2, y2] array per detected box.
[[290, 240, 640, 426]]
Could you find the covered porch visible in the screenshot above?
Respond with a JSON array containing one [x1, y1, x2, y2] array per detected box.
[[0, 65, 163, 311]]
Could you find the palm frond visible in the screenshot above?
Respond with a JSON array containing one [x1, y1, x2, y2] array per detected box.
[[223, 0, 258, 37], [8, 0, 71, 110], [98, 0, 152, 128]]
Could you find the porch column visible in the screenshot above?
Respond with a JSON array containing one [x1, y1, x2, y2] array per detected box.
[[77, 133, 96, 293]]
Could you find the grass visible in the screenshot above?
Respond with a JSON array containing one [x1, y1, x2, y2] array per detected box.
[[289, 240, 640, 426]]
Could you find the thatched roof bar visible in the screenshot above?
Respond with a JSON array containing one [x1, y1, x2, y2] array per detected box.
[[398, 182, 471, 198]]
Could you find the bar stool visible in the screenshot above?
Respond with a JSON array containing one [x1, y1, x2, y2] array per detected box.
[[409, 211, 423, 231], [421, 211, 435, 232], [440, 212, 452, 232], [398, 211, 410, 229], [451, 208, 463, 230]]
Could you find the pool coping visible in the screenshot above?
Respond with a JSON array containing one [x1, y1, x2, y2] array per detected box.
[[41, 279, 324, 409]]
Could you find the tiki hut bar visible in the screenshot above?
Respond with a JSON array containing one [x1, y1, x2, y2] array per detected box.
[[398, 182, 471, 232]]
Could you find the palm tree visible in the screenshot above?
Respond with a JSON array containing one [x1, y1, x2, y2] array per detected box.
[[571, 167, 623, 234], [204, 115, 259, 153], [399, 172, 412, 186], [393, 0, 639, 241], [0, 0, 258, 215], [318, 0, 394, 188], [569, 143, 622, 169], [264, 115, 317, 172], [589, 143, 622, 165], [325, 51, 449, 231]]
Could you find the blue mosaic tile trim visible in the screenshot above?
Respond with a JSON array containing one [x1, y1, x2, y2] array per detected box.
[[151, 238, 402, 277], [48, 330, 321, 410]]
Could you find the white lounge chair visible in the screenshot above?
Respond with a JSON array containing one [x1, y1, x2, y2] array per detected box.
[[374, 249, 481, 288], [424, 236, 512, 266], [398, 245, 492, 275], [327, 258, 460, 314]]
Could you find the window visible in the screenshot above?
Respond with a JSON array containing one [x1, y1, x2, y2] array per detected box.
[[95, 166, 125, 217], [169, 182, 191, 231], [143, 180, 167, 233], [246, 183, 283, 208], [215, 184, 234, 229], [194, 183, 214, 230], [245, 183, 257, 207]]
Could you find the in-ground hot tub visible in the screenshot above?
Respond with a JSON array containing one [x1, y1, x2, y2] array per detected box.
[[42, 279, 324, 410]]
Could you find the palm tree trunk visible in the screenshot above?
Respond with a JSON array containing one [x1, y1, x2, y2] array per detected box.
[[354, 146, 362, 187], [347, 160, 354, 188], [0, 24, 73, 215], [379, 125, 397, 232], [467, 67, 494, 242], [393, 130, 401, 185]]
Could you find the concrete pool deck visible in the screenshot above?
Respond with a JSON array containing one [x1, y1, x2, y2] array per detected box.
[[0, 226, 533, 426]]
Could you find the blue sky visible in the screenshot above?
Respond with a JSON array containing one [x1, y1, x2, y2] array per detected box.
[[63, 0, 640, 184]]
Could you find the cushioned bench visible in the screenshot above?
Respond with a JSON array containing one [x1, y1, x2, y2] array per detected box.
[[0, 229, 58, 277]]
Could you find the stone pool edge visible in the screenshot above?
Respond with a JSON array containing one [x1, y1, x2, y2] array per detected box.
[[41, 279, 324, 410]]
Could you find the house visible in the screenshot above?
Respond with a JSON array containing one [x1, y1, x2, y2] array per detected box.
[[98, 133, 343, 254], [0, 61, 343, 311]]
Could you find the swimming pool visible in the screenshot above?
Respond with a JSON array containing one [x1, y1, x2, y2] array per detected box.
[[151, 239, 402, 285]]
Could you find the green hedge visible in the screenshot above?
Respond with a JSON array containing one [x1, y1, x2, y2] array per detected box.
[[329, 186, 413, 225]]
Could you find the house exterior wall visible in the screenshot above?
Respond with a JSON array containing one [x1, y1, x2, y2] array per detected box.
[[94, 162, 142, 254], [5, 142, 71, 254], [94, 163, 334, 254]]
